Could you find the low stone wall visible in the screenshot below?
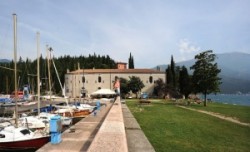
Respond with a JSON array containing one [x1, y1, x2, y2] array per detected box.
[[87, 96, 128, 152]]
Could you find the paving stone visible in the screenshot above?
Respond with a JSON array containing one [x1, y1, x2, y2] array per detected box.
[[123, 111, 135, 118], [87, 97, 128, 152], [38, 97, 155, 152], [124, 117, 141, 129], [126, 130, 155, 152], [37, 102, 112, 152], [122, 103, 155, 152], [87, 133, 127, 152]]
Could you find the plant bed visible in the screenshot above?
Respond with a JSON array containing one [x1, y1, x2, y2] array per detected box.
[[139, 99, 151, 104]]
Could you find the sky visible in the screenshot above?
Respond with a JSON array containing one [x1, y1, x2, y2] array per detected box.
[[0, 0, 250, 68]]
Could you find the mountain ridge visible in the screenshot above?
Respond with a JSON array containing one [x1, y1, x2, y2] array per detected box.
[[0, 59, 11, 63], [154, 52, 250, 94]]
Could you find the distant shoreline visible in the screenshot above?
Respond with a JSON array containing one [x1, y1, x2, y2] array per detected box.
[[200, 94, 250, 106]]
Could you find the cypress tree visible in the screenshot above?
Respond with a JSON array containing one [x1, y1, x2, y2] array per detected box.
[[166, 65, 173, 87], [170, 55, 176, 89], [179, 66, 192, 99], [128, 52, 134, 69]]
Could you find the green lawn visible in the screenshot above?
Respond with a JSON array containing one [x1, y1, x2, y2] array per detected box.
[[187, 101, 250, 123], [126, 99, 250, 152]]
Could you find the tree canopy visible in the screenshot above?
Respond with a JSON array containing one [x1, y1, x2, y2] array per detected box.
[[128, 76, 145, 98], [119, 77, 130, 98], [153, 78, 165, 98], [0, 54, 116, 94], [190, 50, 221, 106]]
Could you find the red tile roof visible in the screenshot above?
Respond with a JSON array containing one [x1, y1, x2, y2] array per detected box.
[[67, 69, 164, 74]]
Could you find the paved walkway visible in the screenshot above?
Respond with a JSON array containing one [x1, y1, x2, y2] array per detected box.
[[37, 98, 155, 152], [37, 102, 112, 152], [122, 103, 155, 152], [87, 97, 128, 152], [178, 106, 250, 127]]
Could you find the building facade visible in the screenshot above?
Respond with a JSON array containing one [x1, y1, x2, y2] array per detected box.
[[65, 64, 165, 98]]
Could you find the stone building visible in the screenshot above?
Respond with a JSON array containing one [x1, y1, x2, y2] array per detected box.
[[64, 63, 165, 98]]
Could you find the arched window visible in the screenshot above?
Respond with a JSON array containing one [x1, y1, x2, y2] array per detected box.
[[149, 76, 153, 83], [82, 76, 85, 83], [98, 76, 102, 83]]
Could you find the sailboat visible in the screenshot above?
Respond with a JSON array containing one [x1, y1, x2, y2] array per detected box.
[[0, 125, 50, 150], [18, 32, 72, 133], [45, 50, 92, 118], [0, 14, 50, 151]]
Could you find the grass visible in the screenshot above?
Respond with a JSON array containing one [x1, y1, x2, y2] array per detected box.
[[187, 101, 250, 123], [126, 99, 250, 152]]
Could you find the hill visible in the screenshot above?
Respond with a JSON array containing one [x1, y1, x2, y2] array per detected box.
[[155, 52, 250, 94], [0, 59, 11, 63]]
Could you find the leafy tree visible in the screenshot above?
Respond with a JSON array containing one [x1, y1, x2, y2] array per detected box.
[[153, 78, 165, 98], [119, 77, 130, 98], [128, 76, 144, 98], [190, 50, 221, 106], [179, 66, 192, 99]]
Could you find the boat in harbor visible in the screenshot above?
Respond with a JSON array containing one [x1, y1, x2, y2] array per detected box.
[[74, 103, 96, 112], [10, 85, 33, 102], [0, 126, 50, 150], [0, 86, 36, 107], [19, 115, 47, 130], [0, 14, 50, 151], [53, 102, 95, 118], [54, 107, 91, 118], [0, 94, 12, 103], [39, 112, 72, 126]]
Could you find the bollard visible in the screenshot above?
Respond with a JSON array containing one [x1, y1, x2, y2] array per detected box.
[[50, 115, 62, 144]]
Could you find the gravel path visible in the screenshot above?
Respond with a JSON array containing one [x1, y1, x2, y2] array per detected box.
[[178, 106, 250, 127]]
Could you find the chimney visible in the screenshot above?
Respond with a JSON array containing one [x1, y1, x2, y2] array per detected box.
[[116, 62, 127, 69]]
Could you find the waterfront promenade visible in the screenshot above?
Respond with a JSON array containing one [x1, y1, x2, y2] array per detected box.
[[37, 97, 155, 152]]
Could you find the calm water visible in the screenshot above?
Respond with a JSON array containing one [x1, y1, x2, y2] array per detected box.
[[200, 94, 250, 106]]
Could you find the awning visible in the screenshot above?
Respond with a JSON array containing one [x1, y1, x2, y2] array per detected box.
[[91, 89, 116, 95]]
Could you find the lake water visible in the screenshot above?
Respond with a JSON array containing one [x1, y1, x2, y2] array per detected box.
[[200, 94, 250, 106]]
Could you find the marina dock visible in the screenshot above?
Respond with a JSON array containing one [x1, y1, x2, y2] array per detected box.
[[37, 97, 155, 152], [0, 98, 96, 116]]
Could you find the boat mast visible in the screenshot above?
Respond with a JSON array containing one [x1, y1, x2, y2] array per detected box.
[[13, 13, 18, 128], [37, 32, 40, 115], [46, 45, 52, 107]]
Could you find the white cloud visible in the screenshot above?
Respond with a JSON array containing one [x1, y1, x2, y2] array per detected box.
[[178, 39, 200, 53], [177, 39, 201, 61]]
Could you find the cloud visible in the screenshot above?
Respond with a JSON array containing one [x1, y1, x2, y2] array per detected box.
[[177, 39, 201, 61], [178, 39, 200, 53]]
